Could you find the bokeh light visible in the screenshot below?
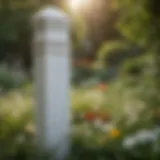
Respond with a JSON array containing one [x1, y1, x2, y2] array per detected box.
[[69, 0, 87, 10]]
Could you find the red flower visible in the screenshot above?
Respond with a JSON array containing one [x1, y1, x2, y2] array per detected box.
[[98, 83, 107, 91], [84, 112, 97, 122], [83, 111, 111, 123]]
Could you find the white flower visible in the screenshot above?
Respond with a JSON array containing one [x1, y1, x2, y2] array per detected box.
[[123, 136, 136, 148], [93, 119, 104, 129], [123, 127, 160, 149], [135, 129, 157, 143]]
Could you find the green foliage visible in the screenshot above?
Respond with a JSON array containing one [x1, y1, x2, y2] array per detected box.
[[111, 0, 160, 113], [120, 53, 160, 110], [98, 41, 128, 61], [72, 66, 95, 85], [0, 0, 34, 67], [1, 1, 160, 158], [0, 88, 35, 160], [70, 13, 86, 51], [0, 65, 28, 91], [72, 88, 104, 112], [0, 84, 159, 159], [70, 137, 160, 160], [114, 0, 150, 46], [96, 41, 126, 69], [0, 0, 86, 68], [96, 40, 143, 68], [71, 84, 160, 160]]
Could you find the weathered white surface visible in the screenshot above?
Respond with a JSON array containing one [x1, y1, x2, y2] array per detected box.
[[33, 5, 70, 159]]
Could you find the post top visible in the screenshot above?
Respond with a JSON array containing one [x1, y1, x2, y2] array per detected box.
[[33, 5, 69, 22]]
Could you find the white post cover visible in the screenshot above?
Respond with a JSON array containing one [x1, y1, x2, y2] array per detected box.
[[33, 5, 71, 159]]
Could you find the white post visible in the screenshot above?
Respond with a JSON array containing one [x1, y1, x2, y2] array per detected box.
[[32, 5, 71, 159]]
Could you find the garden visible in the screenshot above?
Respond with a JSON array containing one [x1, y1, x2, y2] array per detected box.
[[0, 59, 160, 159], [0, 0, 160, 159]]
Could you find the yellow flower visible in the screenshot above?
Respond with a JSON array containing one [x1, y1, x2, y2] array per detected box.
[[110, 128, 120, 138]]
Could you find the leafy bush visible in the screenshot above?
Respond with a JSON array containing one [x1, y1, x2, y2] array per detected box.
[[0, 88, 35, 160], [0, 82, 159, 159], [72, 66, 95, 85], [96, 41, 129, 68], [0, 64, 28, 92], [70, 125, 160, 160]]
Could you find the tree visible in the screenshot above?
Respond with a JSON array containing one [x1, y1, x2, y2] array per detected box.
[[0, 0, 37, 69], [113, 0, 160, 112], [0, 0, 86, 71]]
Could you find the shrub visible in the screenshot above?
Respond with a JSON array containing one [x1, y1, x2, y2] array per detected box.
[[96, 41, 129, 68], [0, 64, 28, 92], [0, 82, 158, 159], [72, 66, 95, 85], [0, 88, 35, 160]]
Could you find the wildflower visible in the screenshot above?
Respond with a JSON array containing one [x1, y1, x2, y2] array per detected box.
[[110, 128, 120, 138], [135, 129, 157, 143], [98, 83, 107, 91], [93, 118, 104, 129], [84, 112, 96, 122], [123, 136, 136, 148], [83, 111, 111, 123]]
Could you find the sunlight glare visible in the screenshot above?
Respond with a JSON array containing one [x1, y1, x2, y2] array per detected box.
[[69, 0, 87, 10]]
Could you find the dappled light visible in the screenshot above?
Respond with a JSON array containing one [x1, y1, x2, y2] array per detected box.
[[0, 0, 160, 159], [68, 0, 88, 11]]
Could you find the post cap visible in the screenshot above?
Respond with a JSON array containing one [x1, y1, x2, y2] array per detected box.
[[33, 5, 69, 22]]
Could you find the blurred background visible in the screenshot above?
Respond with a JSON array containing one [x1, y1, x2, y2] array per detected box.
[[0, 0, 160, 159]]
